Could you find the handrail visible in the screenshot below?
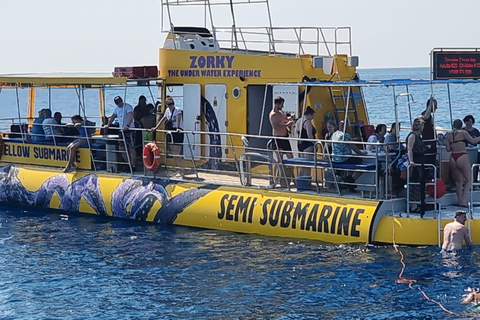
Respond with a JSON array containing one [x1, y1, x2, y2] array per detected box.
[[168, 26, 352, 57], [0, 120, 418, 200]]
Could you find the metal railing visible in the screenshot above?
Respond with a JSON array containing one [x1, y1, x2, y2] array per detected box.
[[0, 118, 409, 201], [168, 26, 352, 57]]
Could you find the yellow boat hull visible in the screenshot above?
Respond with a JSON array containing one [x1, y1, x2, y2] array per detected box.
[[0, 164, 470, 246]]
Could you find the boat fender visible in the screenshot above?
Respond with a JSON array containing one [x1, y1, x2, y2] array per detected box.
[[143, 142, 161, 171]]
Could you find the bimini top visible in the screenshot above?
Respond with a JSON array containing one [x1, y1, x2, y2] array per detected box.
[[267, 78, 480, 88], [0, 73, 129, 87]]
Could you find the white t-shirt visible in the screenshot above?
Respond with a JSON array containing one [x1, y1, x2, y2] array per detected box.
[[42, 118, 62, 140], [366, 133, 386, 152], [113, 103, 134, 128], [164, 107, 183, 129]]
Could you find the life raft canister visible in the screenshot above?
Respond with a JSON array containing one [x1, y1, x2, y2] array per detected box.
[[143, 142, 161, 171]]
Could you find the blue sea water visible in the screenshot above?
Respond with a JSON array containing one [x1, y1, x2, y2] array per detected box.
[[2, 68, 480, 319]]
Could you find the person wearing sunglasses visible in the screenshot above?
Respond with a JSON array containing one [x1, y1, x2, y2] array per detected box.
[[150, 97, 184, 171]]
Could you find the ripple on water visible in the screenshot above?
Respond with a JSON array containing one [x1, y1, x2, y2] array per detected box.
[[0, 206, 479, 319]]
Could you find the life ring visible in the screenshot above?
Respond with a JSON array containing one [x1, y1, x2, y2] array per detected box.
[[143, 142, 161, 172]]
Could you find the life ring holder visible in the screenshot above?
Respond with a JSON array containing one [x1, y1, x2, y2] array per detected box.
[[143, 142, 161, 172]]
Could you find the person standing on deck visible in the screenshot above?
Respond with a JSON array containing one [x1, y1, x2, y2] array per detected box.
[[150, 97, 184, 171], [442, 210, 473, 252], [463, 114, 480, 184], [296, 106, 317, 176], [445, 119, 480, 207], [407, 116, 426, 215], [421, 97, 437, 169], [108, 96, 136, 171], [269, 96, 294, 186]]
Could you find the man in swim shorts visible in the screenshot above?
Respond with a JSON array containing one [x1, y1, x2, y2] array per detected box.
[[269, 96, 294, 186], [442, 210, 473, 252]]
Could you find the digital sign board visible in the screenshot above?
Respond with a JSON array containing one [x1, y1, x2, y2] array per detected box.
[[432, 51, 480, 80]]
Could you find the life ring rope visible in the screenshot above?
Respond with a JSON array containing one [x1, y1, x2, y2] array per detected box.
[[143, 142, 161, 172]]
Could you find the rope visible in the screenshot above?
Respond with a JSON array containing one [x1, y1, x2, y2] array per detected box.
[[389, 167, 456, 315]]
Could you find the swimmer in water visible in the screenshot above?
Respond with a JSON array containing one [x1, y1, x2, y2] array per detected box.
[[462, 290, 480, 304], [441, 210, 473, 252]]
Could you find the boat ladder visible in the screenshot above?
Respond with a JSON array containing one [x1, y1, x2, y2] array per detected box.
[[329, 87, 363, 141]]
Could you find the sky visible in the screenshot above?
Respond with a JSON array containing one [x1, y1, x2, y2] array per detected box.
[[1, 0, 479, 73]]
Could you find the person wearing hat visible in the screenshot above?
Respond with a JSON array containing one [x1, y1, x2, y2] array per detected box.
[[107, 96, 136, 171], [442, 210, 473, 252]]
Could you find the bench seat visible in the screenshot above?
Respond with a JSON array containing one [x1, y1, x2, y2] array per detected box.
[[282, 157, 376, 171]]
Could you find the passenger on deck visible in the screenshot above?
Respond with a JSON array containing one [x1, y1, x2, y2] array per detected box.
[[324, 120, 337, 155], [269, 96, 294, 156], [463, 115, 480, 183], [325, 120, 337, 141], [331, 120, 367, 189], [150, 97, 184, 170], [54, 112, 63, 126], [463, 115, 480, 142], [108, 96, 136, 171], [407, 116, 426, 214], [134, 95, 150, 128], [296, 106, 317, 176], [133, 95, 151, 157], [141, 102, 156, 142], [421, 97, 437, 167], [31, 109, 46, 142], [63, 115, 89, 173], [42, 109, 63, 141], [269, 96, 294, 186], [366, 123, 387, 152], [441, 210, 473, 252], [385, 122, 401, 152], [446, 119, 480, 207]]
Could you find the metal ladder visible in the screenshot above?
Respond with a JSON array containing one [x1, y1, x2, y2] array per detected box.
[[406, 164, 439, 217], [406, 164, 444, 246], [329, 87, 363, 141]]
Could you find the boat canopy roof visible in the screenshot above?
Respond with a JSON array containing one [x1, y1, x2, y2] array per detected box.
[[267, 78, 480, 88], [0, 75, 129, 87]]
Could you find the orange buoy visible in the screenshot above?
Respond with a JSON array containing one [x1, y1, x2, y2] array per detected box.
[[143, 142, 161, 172]]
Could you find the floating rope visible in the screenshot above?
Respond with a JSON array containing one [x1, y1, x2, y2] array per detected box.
[[388, 167, 455, 315]]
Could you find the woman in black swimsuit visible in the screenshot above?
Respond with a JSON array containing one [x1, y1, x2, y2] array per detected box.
[[297, 106, 317, 176], [446, 119, 480, 206]]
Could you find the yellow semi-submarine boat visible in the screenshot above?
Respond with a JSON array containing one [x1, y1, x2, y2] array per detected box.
[[0, 0, 479, 247]]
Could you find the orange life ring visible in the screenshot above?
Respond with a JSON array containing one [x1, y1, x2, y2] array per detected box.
[[143, 142, 161, 172]]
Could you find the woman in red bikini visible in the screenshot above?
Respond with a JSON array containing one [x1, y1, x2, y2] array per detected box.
[[446, 119, 480, 206]]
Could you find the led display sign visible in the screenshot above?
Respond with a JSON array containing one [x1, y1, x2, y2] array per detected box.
[[432, 51, 480, 80]]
